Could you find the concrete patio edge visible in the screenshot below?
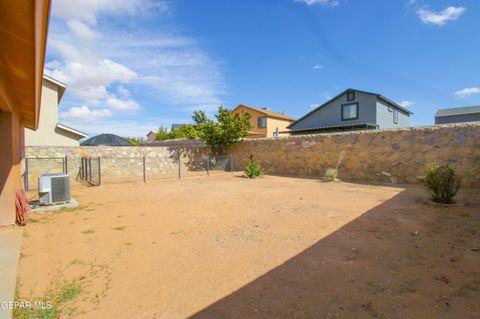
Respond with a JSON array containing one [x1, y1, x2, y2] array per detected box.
[[0, 226, 23, 319]]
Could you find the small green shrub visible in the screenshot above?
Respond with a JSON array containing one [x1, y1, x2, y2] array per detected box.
[[324, 150, 345, 182], [324, 168, 339, 182], [245, 159, 262, 178], [423, 163, 460, 204]]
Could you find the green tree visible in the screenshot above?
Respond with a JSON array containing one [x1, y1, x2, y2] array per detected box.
[[155, 125, 188, 141], [124, 136, 145, 146], [155, 125, 169, 141], [183, 106, 251, 154]]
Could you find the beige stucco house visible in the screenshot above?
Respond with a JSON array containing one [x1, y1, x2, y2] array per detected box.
[[25, 75, 87, 146], [230, 104, 296, 138]]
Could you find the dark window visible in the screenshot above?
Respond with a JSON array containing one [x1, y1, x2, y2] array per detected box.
[[341, 102, 359, 121], [393, 109, 399, 124], [258, 116, 266, 128], [346, 91, 355, 101]]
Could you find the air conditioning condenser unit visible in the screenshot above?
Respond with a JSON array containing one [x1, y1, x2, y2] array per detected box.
[[38, 173, 71, 205]]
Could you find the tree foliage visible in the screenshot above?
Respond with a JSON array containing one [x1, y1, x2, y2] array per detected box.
[[155, 125, 187, 141], [124, 136, 145, 146], [182, 106, 251, 154]]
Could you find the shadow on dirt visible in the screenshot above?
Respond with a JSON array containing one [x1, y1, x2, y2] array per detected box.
[[190, 187, 480, 318]]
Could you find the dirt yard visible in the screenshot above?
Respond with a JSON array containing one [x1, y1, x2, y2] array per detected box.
[[16, 175, 480, 318]]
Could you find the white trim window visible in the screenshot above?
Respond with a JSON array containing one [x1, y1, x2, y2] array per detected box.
[[258, 117, 267, 128], [393, 109, 399, 124], [341, 102, 359, 121]]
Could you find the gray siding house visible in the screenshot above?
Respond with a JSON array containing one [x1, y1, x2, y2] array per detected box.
[[435, 106, 480, 124], [288, 89, 412, 135]]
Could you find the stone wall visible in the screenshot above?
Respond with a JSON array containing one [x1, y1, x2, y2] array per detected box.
[[230, 123, 480, 187], [25, 145, 209, 187]]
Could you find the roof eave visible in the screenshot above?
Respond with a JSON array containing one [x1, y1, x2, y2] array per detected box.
[[436, 112, 480, 118], [43, 74, 67, 103], [234, 104, 296, 122], [0, 0, 52, 130], [377, 96, 413, 115], [56, 123, 88, 139]]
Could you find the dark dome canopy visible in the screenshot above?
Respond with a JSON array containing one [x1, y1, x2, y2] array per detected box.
[[81, 134, 132, 146]]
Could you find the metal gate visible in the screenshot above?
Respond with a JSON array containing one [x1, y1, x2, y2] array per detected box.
[[78, 157, 101, 186], [24, 156, 67, 192]]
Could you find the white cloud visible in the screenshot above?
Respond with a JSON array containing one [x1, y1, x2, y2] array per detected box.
[[45, 40, 138, 103], [46, 0, 226, 135], [117, 86, 130, 97], [67, 20, 99, 41], [294, 0, 339, 6], [119, 42, 226, 111], [45, 60, 62, 70], [70, 117, 191, 138], [319, 91, 332, 101], [60, 105, 112, 123], [82, 120, 155, 137], [454, 87, 480, 98], [313, 64, 324, 70], [52, 0, 169, 24], [106, 98, 141, 111], [399, 101, 415, 108], [417, 6, 465, 26]]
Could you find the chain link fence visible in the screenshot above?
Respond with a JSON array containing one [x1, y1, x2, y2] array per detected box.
[[207, 155, 233, 175], [77, 153, 234, 185], [25, 152, 234, 189], [24, 157, 67, 191]]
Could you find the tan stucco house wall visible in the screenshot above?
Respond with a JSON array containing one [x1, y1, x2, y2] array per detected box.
[[231, 104, 296, 138], [266, 117, 294, 138], [25, 75, 87, 147]]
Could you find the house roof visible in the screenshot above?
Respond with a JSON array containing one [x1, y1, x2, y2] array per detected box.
[[283, 123, 378, 134], [435, 105, 480, 117], [56, 123, 87, 139], [233, 104, 297, 121], [81, 134, 132, 146], [43, 74, 67, 103], [146, 130, 157, 136], [288, 88, 413, 129]]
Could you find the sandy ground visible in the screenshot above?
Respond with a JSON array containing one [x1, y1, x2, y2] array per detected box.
[[16, 175, 480, 318]]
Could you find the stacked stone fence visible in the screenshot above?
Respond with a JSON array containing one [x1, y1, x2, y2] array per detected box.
[[25, 123, 480, 188], [230, 123, 480, 187], [25, 145, 210, 187]]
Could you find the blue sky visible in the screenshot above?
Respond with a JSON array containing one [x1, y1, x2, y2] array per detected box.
[[45, 0, 480, 137]]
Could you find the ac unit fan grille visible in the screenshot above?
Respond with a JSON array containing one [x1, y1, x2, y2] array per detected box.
[[51, 176, 70, 203]]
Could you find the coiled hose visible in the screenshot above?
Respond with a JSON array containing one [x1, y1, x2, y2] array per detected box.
[[15, 188, 30, 226]]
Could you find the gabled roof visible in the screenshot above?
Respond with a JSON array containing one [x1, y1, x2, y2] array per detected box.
[[435, 105, 480, 117], [43, 74, 67, 103], [288, 88, 413, 129], [56, 123, 87, 139], [232, 104, 297, 121]]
